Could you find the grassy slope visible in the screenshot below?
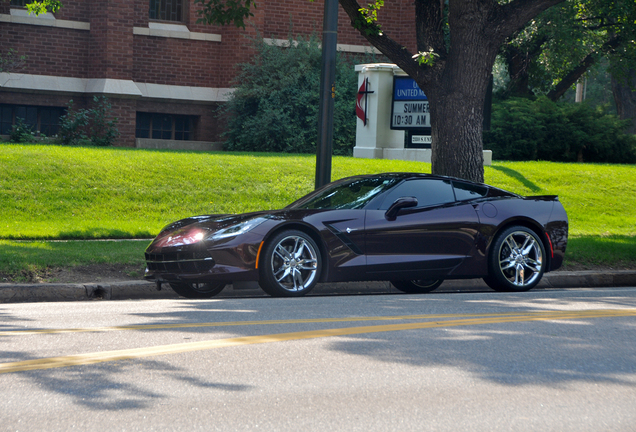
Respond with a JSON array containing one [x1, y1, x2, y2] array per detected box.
[[1, 143, 634, 273], [2, 144, 439, 239]]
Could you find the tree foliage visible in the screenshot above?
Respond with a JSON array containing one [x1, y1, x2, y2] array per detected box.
[[20, 0, 62, 15], [222, 35, 368, 156], [500, 0, 636, 101]]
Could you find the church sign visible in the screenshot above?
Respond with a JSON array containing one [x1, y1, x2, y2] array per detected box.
[[390, 76, 430, 129]]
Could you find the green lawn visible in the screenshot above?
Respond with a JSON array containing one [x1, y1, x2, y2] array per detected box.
[[1, 143, 635, 275], [0, 239, 149, 277], [1, 144, 438, 239]]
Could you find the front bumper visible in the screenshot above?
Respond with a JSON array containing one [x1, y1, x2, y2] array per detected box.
[[144, 238, 261, 284]]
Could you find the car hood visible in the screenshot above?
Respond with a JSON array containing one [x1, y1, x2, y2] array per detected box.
[[158, 207, 336, 234], [149, 208, 342, 249], [148, 211, 273, 249], [158, 211, 271, 234]]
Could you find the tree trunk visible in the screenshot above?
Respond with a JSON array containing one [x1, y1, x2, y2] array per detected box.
[[429, 94, 485, 183], [502, 37, 547, 98], [338, 0, 564, 183], [611, 69, 636, 134], [425, 60, 490, 183], [547, 55, 595, 101], [507, 58, 534, 98]]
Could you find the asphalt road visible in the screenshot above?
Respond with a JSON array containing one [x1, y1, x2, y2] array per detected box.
[[2, 287, 636, 431]]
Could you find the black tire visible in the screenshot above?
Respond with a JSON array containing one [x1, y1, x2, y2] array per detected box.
[[484, 226, 546, 292], [391, 279, 443, 293], [259, 230, 322, 297], [169, 281, 226, 299]]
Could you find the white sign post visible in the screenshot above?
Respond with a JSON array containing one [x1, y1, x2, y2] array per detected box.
[[353, 63, 492, 165], [353, 64, 404, 160]]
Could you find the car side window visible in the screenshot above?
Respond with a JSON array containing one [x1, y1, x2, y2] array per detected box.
[[379, 179, 455, 210], [290, 177, 396, 210], [453, 181, 488, 201]]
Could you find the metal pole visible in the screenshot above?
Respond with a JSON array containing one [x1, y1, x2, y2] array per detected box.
[[315, 0, 338, 189]]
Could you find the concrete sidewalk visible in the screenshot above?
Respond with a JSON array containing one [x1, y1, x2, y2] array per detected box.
[[1, 270, 635, 303]]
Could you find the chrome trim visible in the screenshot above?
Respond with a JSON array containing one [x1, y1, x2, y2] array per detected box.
[[146, 257, 214, 264]]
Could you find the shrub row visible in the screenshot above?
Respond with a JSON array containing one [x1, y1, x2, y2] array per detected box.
[[484, 97, 636, 163], [10, 96, 119, 147]]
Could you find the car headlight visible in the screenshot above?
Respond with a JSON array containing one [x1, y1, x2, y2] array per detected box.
[[211, 217, 267, 241], [154, 226, 209, 248]]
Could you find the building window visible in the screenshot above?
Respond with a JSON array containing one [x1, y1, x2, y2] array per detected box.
[[0, 106, 13, 135], [9, 0, 29, 6], [136, 113, 194, 141], [0, 104, 64, 136], [149, 0, 183, 22]]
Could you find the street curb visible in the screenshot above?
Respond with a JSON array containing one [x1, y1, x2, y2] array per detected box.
[[1, 271, 635, 303]]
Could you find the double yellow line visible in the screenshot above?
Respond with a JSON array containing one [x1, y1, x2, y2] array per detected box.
[[2, 309, 635, 374]]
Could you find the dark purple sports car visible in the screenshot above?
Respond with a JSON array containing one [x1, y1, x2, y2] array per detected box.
[[144, 173, 568, 298]]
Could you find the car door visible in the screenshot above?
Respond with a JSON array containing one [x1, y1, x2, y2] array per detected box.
[[317, 210, 368, 278], [364, 178, 480, 279]]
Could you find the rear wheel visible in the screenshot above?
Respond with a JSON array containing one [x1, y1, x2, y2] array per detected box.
[[169, 281, 226, 299], [484, 226, 546, 292], [391, 279, 443, 293], [259, 230, 322, 297]]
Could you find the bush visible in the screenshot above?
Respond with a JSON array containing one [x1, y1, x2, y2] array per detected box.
[[9, 118, 37, 143], [222, 34, 379, 156], [484, 97, 636, 163], [57, 96, 119, 146]]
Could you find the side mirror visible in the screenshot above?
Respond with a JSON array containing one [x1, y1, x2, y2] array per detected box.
[[385, 197, 418, 221]]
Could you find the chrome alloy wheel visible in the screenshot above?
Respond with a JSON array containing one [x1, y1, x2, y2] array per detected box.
[[270, 234, 319, 292], [498, 230, 544, 288]]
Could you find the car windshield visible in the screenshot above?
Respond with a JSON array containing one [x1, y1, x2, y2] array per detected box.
[[287, 177, 399, 210]]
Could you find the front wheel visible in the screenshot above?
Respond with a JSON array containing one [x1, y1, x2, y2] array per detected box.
[[169, 281, 226, 299], [259, 230, 322, 297], [391, 279, 443, 293], [484, 226, 546, 292]]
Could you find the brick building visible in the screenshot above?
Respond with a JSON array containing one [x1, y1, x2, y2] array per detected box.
[[1, 0, 416, 149]]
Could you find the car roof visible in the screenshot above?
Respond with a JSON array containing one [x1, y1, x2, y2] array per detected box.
[[335, 173, 520, 199], [341, 172, 483, 185]]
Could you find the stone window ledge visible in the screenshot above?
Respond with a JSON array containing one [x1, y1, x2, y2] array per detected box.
[[133, 25, 221, 42], [0, 73, 233, 103], [264, 38, 381, 54], [1, 12, 89, 30]]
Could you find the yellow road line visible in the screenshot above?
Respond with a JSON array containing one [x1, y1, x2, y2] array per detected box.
[[0, 313, 524, 336], [2, 309, 635, 375], [3, 310, 634, 336]]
